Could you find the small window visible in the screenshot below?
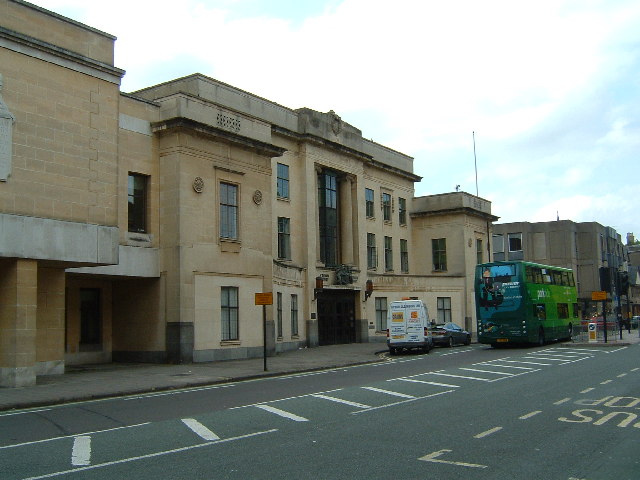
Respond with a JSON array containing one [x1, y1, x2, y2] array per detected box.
[[277, 163, 289, 199], [277, 217, 291, 260], [508, 233, 522, 252], [220, 182, 238, 240], [432, 238, 447, 271], [367, 233, 377, 269], [534, 304, 546, 320], [291, 294, 299, 336], [400, 239, 409, 273], [476, 239, 483, 264], [365, 188, 375, 218], [384, 236, 393, 271], [375, 297, 388, 332], [398, 197, 407, 225], [437, 297, 452, 323], [277, 292, 283, 338], [128, 173, 148, 233], [221, 286, 239, 340], [492, 234, 504, 253], [382, 192, 392, 222]]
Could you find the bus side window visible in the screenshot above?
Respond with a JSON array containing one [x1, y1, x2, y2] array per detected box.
[[534, 304, 546, 320], [557, 303, 569, 319]]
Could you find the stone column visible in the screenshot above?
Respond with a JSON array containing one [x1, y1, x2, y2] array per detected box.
[[0, 259, 38, 387]]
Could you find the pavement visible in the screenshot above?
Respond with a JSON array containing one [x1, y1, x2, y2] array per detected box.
[[1, 329, 638, 412]]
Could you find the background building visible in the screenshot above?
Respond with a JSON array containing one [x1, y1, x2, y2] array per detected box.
[[492, 221, 629, 318]]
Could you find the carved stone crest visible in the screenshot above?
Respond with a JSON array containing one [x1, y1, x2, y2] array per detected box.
[[329, 110, 342, 136], [334, 264, 353, 285], [192, 176, 204, 193]]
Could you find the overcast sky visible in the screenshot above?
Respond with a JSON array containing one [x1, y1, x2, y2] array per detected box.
[[32, 0, 640, 240]]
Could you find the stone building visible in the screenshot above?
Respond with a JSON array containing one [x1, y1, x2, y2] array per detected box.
[[0, 0, 496, 387]]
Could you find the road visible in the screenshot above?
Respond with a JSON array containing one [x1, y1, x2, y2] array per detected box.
[[1, 343, 638, 479]]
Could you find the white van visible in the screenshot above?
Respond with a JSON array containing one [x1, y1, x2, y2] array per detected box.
[[386, 299, 433, 355]]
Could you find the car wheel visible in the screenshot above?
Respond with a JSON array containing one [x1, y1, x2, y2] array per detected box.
[[464, 335, 471, 345], [448, 336, 454, 348]]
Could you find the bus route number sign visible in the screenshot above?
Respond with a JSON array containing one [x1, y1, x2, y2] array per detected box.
[[591, 291, 607, 301]]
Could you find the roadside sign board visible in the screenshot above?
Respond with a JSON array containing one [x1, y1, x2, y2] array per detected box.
[[588, 322, 597, 342], [591, 291, 607, 301], [255, 292, 273, 305]]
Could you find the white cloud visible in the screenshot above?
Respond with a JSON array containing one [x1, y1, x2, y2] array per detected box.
[[30, 0, 640, 236]]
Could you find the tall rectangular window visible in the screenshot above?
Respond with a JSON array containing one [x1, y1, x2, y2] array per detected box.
[[384, 236, 393, 271], [277, 217, 291, 260], [291, 294, 299, 336], [221, 287, 239, 340], [398, 197, 407, 225], [432, 238, 447, 271], [365, 188, 375, 218], [437, 297, 452, 323], [382, 192, 392, 222], [220, 183, 238, 240], [493, 234, 504, 253], [277, 292, 283, 338], [80, 288, 101, 347], [375, 297, 388, 332], [367, 233, 377, 269], [128, 173, 148, 233], [476, 239, 483, 264], [400, 239, 409, 273], [318, 171, 338, 266], [277, 163, 289, 199]]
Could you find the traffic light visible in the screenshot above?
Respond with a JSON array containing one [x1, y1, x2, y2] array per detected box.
[[599, 267, 613, 293], [618, 271, 629, 295]]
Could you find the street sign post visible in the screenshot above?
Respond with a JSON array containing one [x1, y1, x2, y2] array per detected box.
[[255, 293, 273, 371]]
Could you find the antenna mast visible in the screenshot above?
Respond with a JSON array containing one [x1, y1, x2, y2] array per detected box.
[[473, 131, 479, 197]]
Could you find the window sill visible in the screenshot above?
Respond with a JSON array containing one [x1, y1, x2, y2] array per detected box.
[[220, 238, 241, 253], [220, 340, 241, 346]]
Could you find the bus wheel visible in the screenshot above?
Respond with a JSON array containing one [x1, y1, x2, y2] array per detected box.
[[567, 323, 573, 341], [538, 328, 545, 346]]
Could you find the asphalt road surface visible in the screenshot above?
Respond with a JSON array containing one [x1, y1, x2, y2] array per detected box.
[[1, 343, 638, 480]]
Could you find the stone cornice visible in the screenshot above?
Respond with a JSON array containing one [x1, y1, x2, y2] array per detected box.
[[410, 206, 499, 222], [0, 26, 125, 84], [152, 117, 286, 158], [272, 124, 421, 182]]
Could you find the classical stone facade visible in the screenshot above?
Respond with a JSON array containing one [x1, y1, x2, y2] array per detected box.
[[0, 0, 496, 387]]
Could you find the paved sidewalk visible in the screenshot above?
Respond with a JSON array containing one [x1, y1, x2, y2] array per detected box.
[[0, 343, 388, 412]]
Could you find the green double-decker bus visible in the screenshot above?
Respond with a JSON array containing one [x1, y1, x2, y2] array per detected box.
[[475, 261, 578, 347]]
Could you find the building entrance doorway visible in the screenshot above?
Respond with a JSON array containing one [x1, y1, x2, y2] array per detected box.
[[317, 290, 356, 345]]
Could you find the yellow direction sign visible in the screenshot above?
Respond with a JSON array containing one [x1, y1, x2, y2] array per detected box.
[[591, 291, 607, 301], [255, 292, 273, 305]]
